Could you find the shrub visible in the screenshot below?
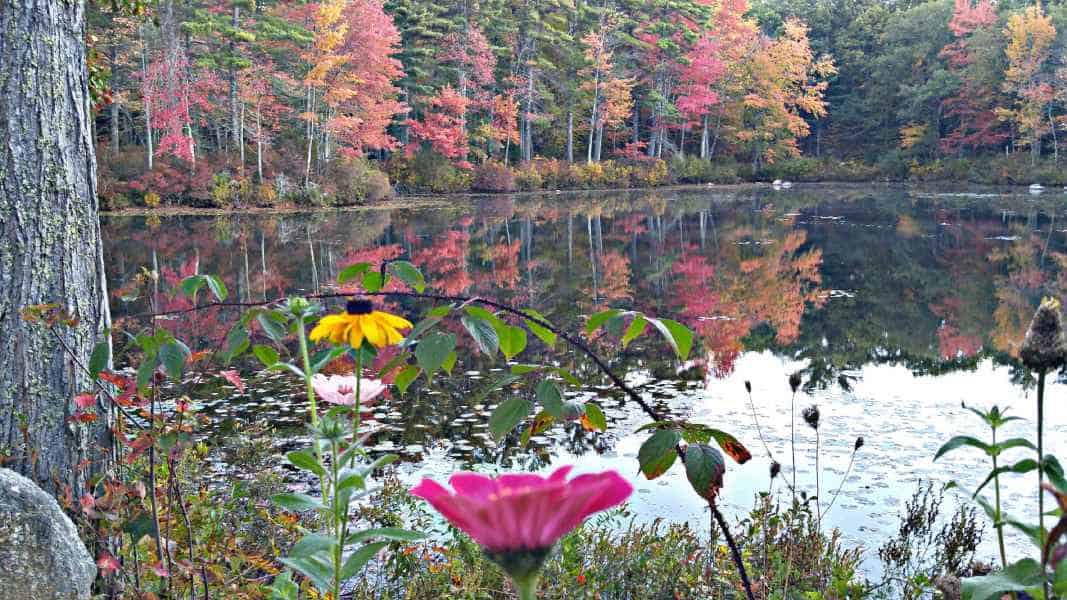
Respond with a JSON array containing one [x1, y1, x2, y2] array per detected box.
[[328, 155, 394, 204], [143, 191, 161, 208], [514, 164, 544, 191], [471, 161, 516, 192], [632, 158, 669, 187], [758, 157, 821, 182], [388, 151, 471, 194], [99, 192, 131, 211], [254, 183, 277, 207]]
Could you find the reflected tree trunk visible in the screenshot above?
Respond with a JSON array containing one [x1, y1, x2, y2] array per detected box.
[[0, 0, 108, 494]]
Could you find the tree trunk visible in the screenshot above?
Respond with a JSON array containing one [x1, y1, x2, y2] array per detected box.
[[566, 111, 574, 163], [1, 0, 108, 495], [229, 4, 241, 153]]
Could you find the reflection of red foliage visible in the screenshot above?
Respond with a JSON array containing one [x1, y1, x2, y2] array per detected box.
[[413, 230, 472, 295], [937, 324, 983, 359]]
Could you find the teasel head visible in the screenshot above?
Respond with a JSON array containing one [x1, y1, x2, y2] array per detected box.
[[802, 405, 820, 430], [770, 461, 781, 480], [744, 380, 752, 394], [1020, 297, 1067, 373], [854, 436, 865, 451], [789, 371, 802, 393]]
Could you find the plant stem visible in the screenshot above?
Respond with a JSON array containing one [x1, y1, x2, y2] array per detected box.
[[351, 352, 362, 467], [991, 425, 1008, 569], [815, 429, 821, 526], [513, 574, 538, 600], [1038, 369, 1048, 599], [296, 318, 318, 428], [790, 389, 797, 501]]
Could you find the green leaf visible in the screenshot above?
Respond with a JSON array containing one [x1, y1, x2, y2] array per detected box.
[[253, 344, 280, 367], [401, 316, 441, 347], [703, 428, 753, 464], [992, 438, 1038, 456], [257, 311, 289, 342], [638, 429, 681, 480], [555, 368, 582, 386], [223, 325, 249, 361], [974, 459, 1038, 497], [961, 559, 1044, 600], [498, 325, 527, 360], [522, 308, 557, 348], [286, 450, 325, 478], [461, 315, 500, 356], [347, 527, 426, 545], [583, 403, 607, 431], [510, 364, 542, 375], [442, 351, 457, 376], [279, 555, 332, 594], [621, 315, 648, 348], [271, 493, 325, 512], [159, 341, 187, 381], [311, 346, 347, 375], [362, 271, 386, 292], [123, 511, 157, 544], [179, 275, 206, 301], [489, 397, 532, 440], [647, 317, 694, 360], [88, 340, 111, 381], [536, 379, 564, 418], [337, 262, 371, 285], [465, 305, 503, 327], [471, 375, 522, 403], [415, 332, 456, 376], [395, 365, 420, 395], [388, 261, 426, 293], [339, 541, 390, 581], [288, 534, 337, 559], [586, 309, 622, 335], [204, 274, 228, 302], [269, 571, 299, 600], [934, 436, 992, 461], [685, 444, 726, 501]]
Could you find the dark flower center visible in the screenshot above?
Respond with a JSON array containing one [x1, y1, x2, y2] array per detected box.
[[346, 299, 374, 315]]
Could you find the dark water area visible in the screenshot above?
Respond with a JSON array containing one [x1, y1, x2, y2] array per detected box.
[[101, 183, 1067, 571]]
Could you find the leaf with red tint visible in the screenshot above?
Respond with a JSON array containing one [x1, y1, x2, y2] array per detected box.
[[188, 350, 211, 363], [80, 493, 98, 518], [125, 432, 156, 464], [219, 370, 245, 394], [152, 561, 171, 578], [97, 552, 121, 575], [75, 393, 95, 410]]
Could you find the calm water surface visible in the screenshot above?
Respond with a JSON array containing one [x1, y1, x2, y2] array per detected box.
[[102, 184, 1067, 574]]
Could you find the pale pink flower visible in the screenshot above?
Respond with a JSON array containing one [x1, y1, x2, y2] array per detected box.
[[311, 374, 386, 406], [410, 466, 632, 553]]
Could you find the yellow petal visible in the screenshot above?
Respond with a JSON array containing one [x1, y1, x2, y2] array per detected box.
[[310, 314, 347, 343], [375, 311, 413, 331], [363, 316, 388, 348], [347, 320, 365, 349], [384, 323, 404, 345]]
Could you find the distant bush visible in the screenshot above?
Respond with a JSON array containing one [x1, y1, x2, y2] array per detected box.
[[669, 155, 741, 184], [758, 157, 822, 181], [514, 164, 544, 191], [328, 156, 394, 204], [388, 151, 471, 194], [471, 161, 515, 192]]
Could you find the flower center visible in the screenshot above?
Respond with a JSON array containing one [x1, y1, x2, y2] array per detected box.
[[346, 299, 374, 315]]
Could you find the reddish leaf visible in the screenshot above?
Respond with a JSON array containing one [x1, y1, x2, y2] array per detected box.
[[74, 393, 96, 410], [97, 552, 121, 575], [219, 370, 244, 394]]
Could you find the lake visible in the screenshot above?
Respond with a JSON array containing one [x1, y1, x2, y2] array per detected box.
[[101, 183, 1067, 576]]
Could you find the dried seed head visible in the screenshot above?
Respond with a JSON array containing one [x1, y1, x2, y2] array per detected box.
[[770, 461, 781, 480], [744, 380, 752, 394], [854, 436, 865, 451], [789, 371, 802, 393], [1020, 297, 1067, 373], [802, 405, 820, 430]]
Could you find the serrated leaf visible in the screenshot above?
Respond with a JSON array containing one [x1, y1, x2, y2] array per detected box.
[[337, 262, 371, 285], [461, 315, 499, 356], [253, 344, 280, 367], [159, 341, 186, 381], [685, 444, 726, 502], [257, 311, 288, 341], [395, 365, 420, 395], [498, 325, 527, 360], [388, 261, 426, 293], [586, 309, 622, 335], [89, 340, 111, 381], [638, 429, 681, 480], [536, 379, 564, 418], [522, 308, 557, 348], [415, 332, 455, 376], [489, 397, 532, 440], [465, 305, 503, 327], [362, 271, 386, 292]]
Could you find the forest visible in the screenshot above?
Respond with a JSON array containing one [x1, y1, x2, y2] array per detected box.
[[90, 0, 1067, 208]]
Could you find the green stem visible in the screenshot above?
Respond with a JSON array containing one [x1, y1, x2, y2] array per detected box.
[[992, 426, 1008, 569], [296, 317, 328, 497], [331, 439, 342, 600], [513, 574, 539, 600], [1038, 370, 1048, 599], [351, 352, 362, 468]]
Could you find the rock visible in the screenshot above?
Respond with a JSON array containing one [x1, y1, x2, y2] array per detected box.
[[0, 469, 96, 599]]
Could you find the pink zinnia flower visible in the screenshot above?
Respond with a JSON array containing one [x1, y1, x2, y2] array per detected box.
[[311, 374, 386, 406], [411, 466, 632, 597]]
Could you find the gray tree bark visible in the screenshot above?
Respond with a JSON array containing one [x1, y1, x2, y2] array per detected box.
[[0, 0, 108, 495]]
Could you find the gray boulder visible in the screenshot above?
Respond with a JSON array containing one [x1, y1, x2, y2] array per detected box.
[[0, 468, 96, 599]]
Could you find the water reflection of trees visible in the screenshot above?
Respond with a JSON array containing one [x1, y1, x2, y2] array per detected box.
[[104, 188, 1067, 396]]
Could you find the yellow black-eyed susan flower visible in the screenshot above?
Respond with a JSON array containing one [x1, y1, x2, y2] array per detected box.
[[310, 299, 413, 349]]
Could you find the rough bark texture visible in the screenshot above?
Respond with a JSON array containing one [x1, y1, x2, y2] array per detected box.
[[0, 0, 106, 494]]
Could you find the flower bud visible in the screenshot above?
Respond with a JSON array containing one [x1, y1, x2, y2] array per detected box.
[[789, 371, 802, 393], [744, 380, 752, 394], [770, 461, 781, 480], [802, 405, 820, 430], [854, 436, 864, 451], [1020, 297, 1067, 372]]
